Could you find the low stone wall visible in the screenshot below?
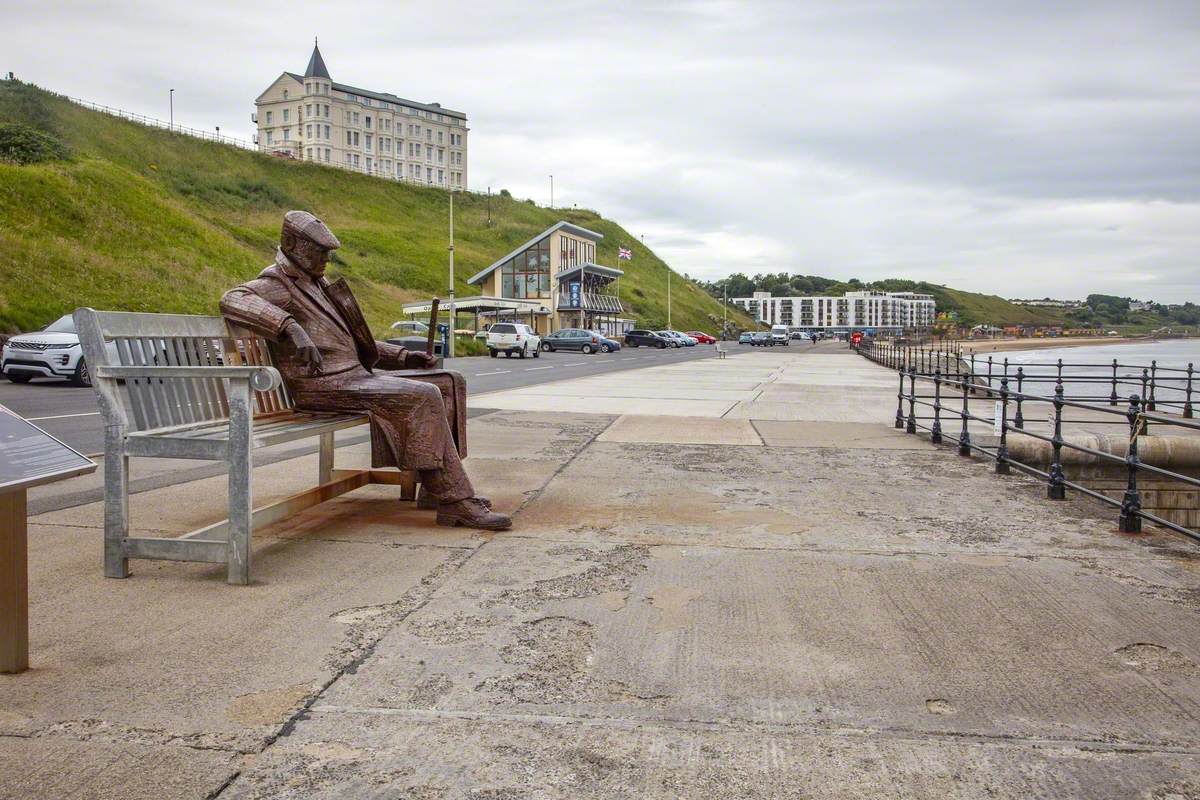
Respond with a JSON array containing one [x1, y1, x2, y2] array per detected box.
[[1003, 433, 1200, 529]]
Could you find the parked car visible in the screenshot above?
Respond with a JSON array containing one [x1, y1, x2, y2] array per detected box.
[[750, 332, 775, 347], [685, 331, 716, 344], [1, 314, 112, 387], [474, 324, 491, 341], [790, 331, 807, 341], [624, 329, 670, 349], [541, 328, 603, 354], [668, 330, 699, 346], [588, 331, 622, 352], [390, 320, 430, 336], [770, 325, 790, 346], [486, 322, 541, 358], [738, 332, 754, 344]]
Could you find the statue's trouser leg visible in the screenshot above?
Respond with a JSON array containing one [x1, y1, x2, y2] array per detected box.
[[419, 435, 474, 504]]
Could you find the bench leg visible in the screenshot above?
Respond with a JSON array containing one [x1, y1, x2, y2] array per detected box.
[[318, 431, 334, 485], [227, 386, 252, 585], [103, 427, 130, 579]]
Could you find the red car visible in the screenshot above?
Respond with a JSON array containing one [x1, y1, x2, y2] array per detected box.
[[685, 331, 716, 344]]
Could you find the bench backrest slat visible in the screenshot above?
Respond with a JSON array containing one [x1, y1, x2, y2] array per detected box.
[[74, 308, 295, 433]]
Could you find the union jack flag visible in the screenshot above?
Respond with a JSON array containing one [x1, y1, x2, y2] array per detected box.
[[618, 247, 632, 260]]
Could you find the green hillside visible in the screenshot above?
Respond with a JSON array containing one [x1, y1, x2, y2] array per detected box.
[[0, 79, 752, 337]]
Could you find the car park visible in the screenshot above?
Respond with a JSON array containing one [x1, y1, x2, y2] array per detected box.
[[669, 330, 699, 346], [685, 331, 716, 344], [486, 322, 541, 358], [1, 314, 116, 387], [658, 331, 694, 347], [738, 332, 754, 344], [624, 330, 670, 348], [541, 328, 603, 354]]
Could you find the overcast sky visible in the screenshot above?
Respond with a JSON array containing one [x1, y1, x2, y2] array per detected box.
[[5, 1, 1198, 302]]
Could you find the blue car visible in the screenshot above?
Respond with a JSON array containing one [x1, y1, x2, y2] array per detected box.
[[588, 331, 621, 352]]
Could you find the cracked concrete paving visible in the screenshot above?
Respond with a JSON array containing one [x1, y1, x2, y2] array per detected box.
[[4, 353, 1200, 798]]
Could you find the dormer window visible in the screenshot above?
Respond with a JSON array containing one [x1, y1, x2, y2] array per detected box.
[[283, 89, 289, 100]]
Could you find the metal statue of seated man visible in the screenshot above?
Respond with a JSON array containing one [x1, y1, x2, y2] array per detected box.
[[220, 210, 510, 531]]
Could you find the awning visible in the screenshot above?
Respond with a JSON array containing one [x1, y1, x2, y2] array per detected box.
[[400, 295, 552, 316], [555, 263, 623, 283]]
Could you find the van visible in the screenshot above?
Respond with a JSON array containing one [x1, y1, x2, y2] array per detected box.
[[770, 325, 790, 346]]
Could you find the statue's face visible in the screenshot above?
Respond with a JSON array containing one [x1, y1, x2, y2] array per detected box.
[[283, 234, 331, 278]]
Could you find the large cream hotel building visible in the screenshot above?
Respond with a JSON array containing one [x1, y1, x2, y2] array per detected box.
[[254, 42, 467, 188]]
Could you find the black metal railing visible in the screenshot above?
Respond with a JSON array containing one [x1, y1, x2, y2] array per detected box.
[[858, 339, 1196, 419], [884, 364, 1200, 543]]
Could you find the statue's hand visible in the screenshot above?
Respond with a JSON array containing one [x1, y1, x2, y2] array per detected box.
[[404, 350, 439, 370], [285, 321, 323, 375]]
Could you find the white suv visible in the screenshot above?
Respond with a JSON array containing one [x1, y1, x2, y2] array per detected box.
[[486, 323, 541, 359], [2, 314, 95, 386]]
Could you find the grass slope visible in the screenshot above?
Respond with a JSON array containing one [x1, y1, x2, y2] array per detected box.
[[0, 80, 752, 336]]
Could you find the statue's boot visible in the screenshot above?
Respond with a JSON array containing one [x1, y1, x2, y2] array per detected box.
[[436, 498, 512, 531], [417, 488, 490, 510]]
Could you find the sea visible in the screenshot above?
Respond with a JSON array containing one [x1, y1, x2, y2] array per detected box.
[[976, 339, 1200, 410]]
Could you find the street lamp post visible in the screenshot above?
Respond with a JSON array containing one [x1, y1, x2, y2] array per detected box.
[[447, 188, 456, 359], [549, 174, 554, 209], [169, 88, 174, 129]]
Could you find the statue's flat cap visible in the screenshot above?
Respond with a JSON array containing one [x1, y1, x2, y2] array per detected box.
[[282, 210, 341, 249]]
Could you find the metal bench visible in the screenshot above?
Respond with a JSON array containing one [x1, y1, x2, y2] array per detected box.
[[75, 308, 415, 585]]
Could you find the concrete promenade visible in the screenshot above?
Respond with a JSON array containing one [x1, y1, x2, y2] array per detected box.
[[3, 350, 1200, 798]]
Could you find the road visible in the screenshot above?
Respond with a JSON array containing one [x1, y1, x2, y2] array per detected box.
[[0, 342, 779, 454]]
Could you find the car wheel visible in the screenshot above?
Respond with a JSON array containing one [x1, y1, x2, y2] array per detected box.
[[533, 345, 540, 358], [6, 373, 32, 384], [601, 344, 611, 353], [489, 349, 497, 358], [71, 359, 92, 387], [581, 344, 593, 354], [541, 342, 552, 352], [629, 342, 638, 348], [657, 341, 666, 349]]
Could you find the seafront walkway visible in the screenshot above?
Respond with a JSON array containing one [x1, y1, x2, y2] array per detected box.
[[3, 349, 1199, 798]]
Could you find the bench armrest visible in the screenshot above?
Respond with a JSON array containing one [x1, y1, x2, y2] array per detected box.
[[94, 365, 282, 392]]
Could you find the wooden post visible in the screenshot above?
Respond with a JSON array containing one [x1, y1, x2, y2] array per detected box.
[[1, 489, 29, 673], [426, 298, 440, 357]]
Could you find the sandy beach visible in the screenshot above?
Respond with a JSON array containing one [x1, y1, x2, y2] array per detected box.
[[958, 336, 1151, 354]]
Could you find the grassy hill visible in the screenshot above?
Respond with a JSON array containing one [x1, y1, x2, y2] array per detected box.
[[0, 79, 752, 337]]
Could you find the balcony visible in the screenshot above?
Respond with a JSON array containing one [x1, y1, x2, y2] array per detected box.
[[558, 292, 624, 314]]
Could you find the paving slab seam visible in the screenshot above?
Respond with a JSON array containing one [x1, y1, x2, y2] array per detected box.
[[212, 415, 621, 798], [492, 532, 1195, 565], [303, 704, 1200, 756]]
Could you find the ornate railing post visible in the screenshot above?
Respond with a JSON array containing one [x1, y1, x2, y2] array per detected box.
[[970, 353, 977, 392], [1140, 368, 1151, 433], [1056, 358, 1063, 384], [959, 372, 972, 456], [1185, 363, 1194, 419], [906, 367, 917, 434], [1148, 360, 1157, 411], [996, 378, 1010, 474], [1014, 366, 1025, 429], [1047, 380, 1066, 500], [1109, 359, 1119, 406], [931, 369, 943, 444], [986, 356, 994, 397], [895, 370, 906, 429], [1118, 395, 1143, 533]]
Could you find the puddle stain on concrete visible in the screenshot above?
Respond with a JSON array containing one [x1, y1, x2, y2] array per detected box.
[[646, 585, 703, 632]]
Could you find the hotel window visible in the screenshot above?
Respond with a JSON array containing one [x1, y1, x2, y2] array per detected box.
[[426, 167, 432, 182], [437, 149, 444, 163], [282, 127, 290, 140], [352, 112, 359, 126], [353, 154, 360, 167], [500, 239, 551, 299], [324, 148, 330, 161], [283, 90, 289, 100], [324, 124, 330, 139], [366, 157, 373, 172], [438, 170, 444, 184], [265, 130, 273, 144], [365, 116, 372, 129], [265, 111, 273, 124], [283, 108, 290, 122], [306, 147, 312, 159], [365, 134, 373, 151], [324, 104, 330, 118], [346, 131, 352, 146], [353, 131, 360, 146], [306, 104, 312, 117], [306, 124, 312, 138], [437, 131, 443, 144], [425, 129, 432, 141], [425, 145, 432, 160]]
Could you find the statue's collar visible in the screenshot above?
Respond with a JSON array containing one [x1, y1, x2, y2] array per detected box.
[[276, 248, 319, 284]]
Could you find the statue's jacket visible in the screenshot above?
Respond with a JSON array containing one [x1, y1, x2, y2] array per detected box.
[[220, 249, 467, 472]]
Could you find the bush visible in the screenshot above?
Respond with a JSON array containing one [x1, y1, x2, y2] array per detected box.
[[0, 122, 70, 164], [499, 188, 512, 198]]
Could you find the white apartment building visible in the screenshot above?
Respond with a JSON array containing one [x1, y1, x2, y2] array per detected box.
[[731, 290, 936, 333], [253, 42, 468, 188]]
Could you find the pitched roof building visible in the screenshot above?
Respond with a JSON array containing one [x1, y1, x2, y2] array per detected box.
[[254, 42, 468, 188]]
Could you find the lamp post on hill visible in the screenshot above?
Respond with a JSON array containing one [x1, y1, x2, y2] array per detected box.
[[549, 174, 554, 209], [169, 88, 174, 129]]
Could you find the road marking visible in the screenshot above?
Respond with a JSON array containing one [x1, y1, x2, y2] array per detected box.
[[25, 411, 101, 422], [524, 366, 554, 371], [560, 362, 585, 366], [476, 370, 512, 375]]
